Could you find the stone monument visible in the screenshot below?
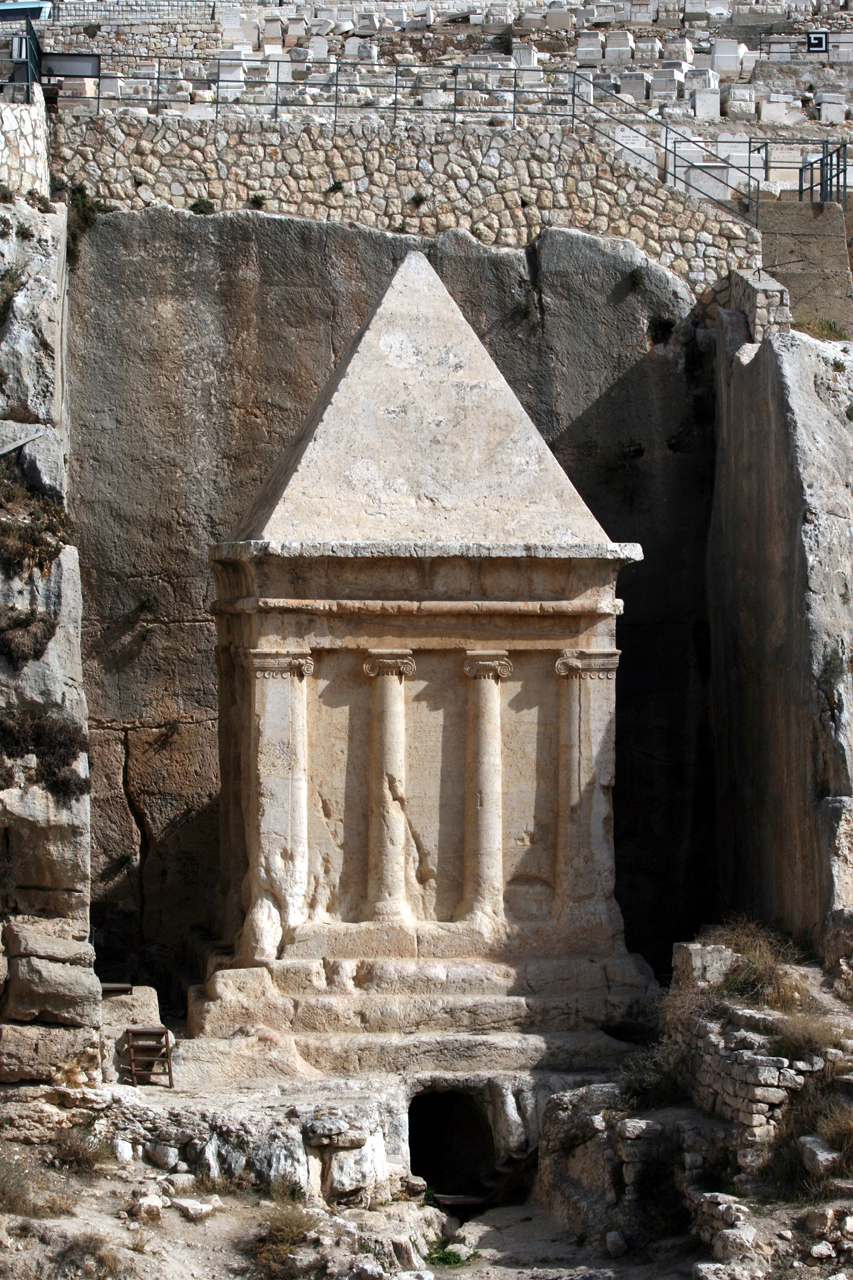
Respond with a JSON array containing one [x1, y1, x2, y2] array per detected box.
[[192, 251, 655, 1076]]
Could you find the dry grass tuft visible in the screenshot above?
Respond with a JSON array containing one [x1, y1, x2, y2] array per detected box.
[[251, 1201, 321, 1279], [701, 917, 813, 1012], [193, 1170, 226, 1195], [127, 1227, 153, 1254], [0, 1153, 77, 1218], [0, 605, 57, 671], [619, 1039, 689, 1111], [771, 1012, 848, 1062], [54, 1231, 128, 1278], [54, 1126, 112, 1175], [0, 1154, 42, 1215]]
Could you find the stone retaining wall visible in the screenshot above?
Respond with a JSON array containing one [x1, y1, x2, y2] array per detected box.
[[0, 86, 50, 198], [729, 266, 793, 343], [50, 111, 761, 291]]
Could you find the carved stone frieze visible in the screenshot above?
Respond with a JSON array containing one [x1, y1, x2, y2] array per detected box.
[[363, 650, 416, 678], [463, 650, 513, 680], [238, 649, 315, 679], [555, 649, 620, 680]]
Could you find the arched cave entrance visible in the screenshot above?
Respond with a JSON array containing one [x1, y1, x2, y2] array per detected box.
[[408, 1089, 496, 1195]]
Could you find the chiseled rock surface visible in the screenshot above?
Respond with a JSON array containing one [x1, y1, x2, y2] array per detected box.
[[710, 319, 853, 943], [0, 1022, 100, 1084], [70, 211, 715, 975], [4, 955, 102, 1027]]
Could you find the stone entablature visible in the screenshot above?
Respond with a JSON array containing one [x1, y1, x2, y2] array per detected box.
[[196, 251, 656, 1070]]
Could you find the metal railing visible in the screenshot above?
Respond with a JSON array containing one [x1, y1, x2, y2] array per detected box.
[[36, 53, 769, 224], [799, 140, 848, 206], [18, 37, 853, 223]]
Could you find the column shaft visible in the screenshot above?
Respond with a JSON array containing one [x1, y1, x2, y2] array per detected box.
[[364, 649, 415, 921], [459, 650, 512, 921], [554, 649, 619, 918], [238, 650, 313, 963]]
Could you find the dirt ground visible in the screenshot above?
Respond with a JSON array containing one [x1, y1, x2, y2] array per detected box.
[[0, 1142, 706, 1280]]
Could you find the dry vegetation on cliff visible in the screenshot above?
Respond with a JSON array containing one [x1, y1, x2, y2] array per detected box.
[[0, 459, 68, 578]]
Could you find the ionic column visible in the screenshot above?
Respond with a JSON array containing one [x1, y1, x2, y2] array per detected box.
[[238, 649, 313, 964], [363, 649, 416, 922], [458, 650, 513, 922], [554, 648, 619, 918]]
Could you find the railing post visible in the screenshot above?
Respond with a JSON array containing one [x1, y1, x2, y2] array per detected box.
[[453, 64, 458, 126], [764, 141, 769, 181], [822, 140, 829, 203], [392, 63, 398, 126], [835, 141, 845, 211], [334, 63, 339, 129], [155, 56, 161, 115], [274, 56, 280, 120], [215, 58, 220, 120], [571, 71, 576, 130], [512, 66, 517, 128]]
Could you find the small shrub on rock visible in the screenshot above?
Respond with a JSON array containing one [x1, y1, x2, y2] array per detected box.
[[249, 193, 267, 209], [251, 1201, 321, 1278], [189, 198, 215, 215], [54, 1231, 125, 1279], [619, 1040, 688, 1110], [54, 1126, 112, 1175], [0, 606, 57, 671], [0, 710, 89, 800], [0, 458, 68, 576]]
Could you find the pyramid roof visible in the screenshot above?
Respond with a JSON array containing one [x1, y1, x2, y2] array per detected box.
[[217, 252, 640, 563]]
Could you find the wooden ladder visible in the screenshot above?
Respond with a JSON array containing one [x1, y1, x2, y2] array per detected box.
[[125, 1026, 174, 1088]]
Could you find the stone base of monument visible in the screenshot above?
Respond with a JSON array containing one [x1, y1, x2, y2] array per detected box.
[[186, 934, 656, 1077]]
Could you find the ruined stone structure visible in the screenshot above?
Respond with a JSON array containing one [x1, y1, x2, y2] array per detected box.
[[194, 250, 654, 1070]]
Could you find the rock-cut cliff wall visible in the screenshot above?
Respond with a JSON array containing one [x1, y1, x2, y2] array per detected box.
[[709, 314, 853, 941], [66, 212, 719, 977]]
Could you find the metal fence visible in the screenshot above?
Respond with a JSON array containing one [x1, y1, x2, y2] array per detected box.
[[6, 23, 853, 223]]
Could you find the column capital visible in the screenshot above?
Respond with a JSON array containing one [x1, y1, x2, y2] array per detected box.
[[555, 648, 620, 679], [364, 649, 416, 678], [464, 650, 513, 680], [238, 649, 314, 679]]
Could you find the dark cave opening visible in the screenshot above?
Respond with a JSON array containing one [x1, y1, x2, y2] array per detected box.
[[408, 1089, 496, 1195]]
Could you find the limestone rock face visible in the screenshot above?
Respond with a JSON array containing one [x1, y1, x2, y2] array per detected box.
[[4, 955, 102, 1026], [0, 196, 95, 1081], [710, 319, 853, 943], [68, 212, 712, 973], [0, 1022, 99, 1083]]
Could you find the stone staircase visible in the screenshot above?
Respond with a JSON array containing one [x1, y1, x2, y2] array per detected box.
[[179, 930, 653, 1077]]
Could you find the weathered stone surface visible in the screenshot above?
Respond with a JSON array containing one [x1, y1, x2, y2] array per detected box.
[[69, 211, 717, 974], [712, 1226, 757, 1261], [710, 319, 853, 942], [3, 919, 94, 965], [799, 1134, 842, 1177], [4, 955, 102, 1027], [100, 985, 160, 1039], [230, 251, 633, 558], [672, 942, 735, 987], [188, 968, 294, 1037], [0, 1022, 99, 1082], [144, 1141, 180, 1170]]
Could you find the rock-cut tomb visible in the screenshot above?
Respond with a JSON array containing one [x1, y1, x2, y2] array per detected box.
[[194, 250, 655, 1092]]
